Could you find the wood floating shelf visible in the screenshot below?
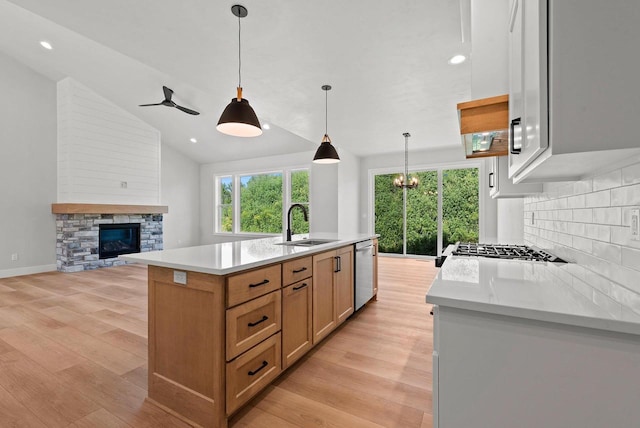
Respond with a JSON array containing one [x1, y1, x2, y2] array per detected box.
[[457, 94, 509, 158], [51, 203, 169, 214]]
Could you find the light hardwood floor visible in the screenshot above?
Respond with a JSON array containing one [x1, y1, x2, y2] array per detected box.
[[0, 257, 437, 427]]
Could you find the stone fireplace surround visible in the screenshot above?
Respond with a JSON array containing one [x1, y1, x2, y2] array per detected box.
[[51, 204, 168, 272]]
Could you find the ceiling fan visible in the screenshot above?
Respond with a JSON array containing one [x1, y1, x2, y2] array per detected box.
[[139, 86, 200, 115]]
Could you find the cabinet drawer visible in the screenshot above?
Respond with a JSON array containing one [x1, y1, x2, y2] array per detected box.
[[226, 332, 281, 415], [227, 264, 282, 307], [226, 291, 281, 361], [282, 256, 312, 285]]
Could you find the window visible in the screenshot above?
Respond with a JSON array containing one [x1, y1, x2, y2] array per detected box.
[[215, 169, 309, 235]]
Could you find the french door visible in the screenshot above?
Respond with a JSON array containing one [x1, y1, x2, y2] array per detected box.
[[373, 167, 479, 257]]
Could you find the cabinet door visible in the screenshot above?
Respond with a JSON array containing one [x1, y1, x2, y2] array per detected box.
[[282, 279, 313, 369], [312, 250, 337, 344], [335, 246, 354, 325], [508, 0, 549, 178]]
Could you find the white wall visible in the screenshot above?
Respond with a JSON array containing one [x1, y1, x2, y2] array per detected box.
[[0, 52, 57, 276], [161, 143, 200, 249], [337, 149, 360, 235], [57, 78, 161, 204]]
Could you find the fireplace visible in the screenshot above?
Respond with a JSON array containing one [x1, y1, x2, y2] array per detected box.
[[99, 223, 141, 259]]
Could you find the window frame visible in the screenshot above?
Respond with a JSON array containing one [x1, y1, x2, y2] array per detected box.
[[214, 167, 310, 236]]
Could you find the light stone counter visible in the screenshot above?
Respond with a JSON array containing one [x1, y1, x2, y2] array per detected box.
[[120, 233, 376, 275]]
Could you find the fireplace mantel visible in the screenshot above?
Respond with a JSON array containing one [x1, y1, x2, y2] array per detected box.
[[51, 203, 168, 214]]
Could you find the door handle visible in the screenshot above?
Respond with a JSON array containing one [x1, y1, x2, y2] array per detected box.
[[510, 117, 521, 154], [334, 256, 340, 273], [292, 266, 307, 274], [489, 172, 495, 188]]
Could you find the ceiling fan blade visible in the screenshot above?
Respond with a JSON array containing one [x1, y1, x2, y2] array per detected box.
[[162, 86, 173, 102], [139, 103, 164, 107], [175, 104, 200, 115]]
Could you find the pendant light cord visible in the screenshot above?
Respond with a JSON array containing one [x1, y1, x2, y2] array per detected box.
[[238, 12, 242, 88], [325, 89, 328, 135]]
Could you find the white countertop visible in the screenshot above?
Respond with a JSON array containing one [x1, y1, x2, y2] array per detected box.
[[426, 256, 640, 336], [120, 233, 376, 275]]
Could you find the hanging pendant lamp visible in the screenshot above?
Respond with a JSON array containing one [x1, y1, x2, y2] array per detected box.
[[313, 85, 340, 163], [217, 4, 262, 137], [393, 132, 419, 188]]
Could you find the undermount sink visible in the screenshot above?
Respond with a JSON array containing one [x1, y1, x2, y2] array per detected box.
[[276, 239, 337, 247]]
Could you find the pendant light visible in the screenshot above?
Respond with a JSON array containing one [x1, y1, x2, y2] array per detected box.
[[217, 4, 262, 137], [393, 132, 418, 188], [313, 85, 340, 164]]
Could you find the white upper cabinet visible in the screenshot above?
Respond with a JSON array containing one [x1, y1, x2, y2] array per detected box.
[[490, 156, 541, 199], [508, 0, 640, 183]]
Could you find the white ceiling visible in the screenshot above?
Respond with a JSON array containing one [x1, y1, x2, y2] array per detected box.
[[0, 0, 471, 164]]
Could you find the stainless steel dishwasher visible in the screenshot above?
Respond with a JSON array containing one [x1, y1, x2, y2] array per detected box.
[[355, 240, 374, 310]]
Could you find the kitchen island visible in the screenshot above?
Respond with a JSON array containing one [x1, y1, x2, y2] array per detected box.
[[426, 257, 640, 428], [120, 234, 377, 428]]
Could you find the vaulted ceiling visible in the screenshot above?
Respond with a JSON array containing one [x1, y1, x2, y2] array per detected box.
[[0, 0, 471, 163]]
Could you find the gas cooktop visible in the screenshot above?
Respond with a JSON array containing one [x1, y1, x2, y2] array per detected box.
[[452, 242, 567, 263]]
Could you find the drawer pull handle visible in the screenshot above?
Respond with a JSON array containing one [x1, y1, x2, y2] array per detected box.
[[248, 360, 268, 376], [292, 266, 307, 273], [293, 282, 308, 291], [249, 279, 269, 288], [247, 315, 269, 327]]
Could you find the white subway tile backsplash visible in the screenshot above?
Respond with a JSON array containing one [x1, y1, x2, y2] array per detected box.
[[592, 207, 622, 226], [591, 241, 621, 264], [567, 194, 586, 209], [525, 160, 640, 304], [584, 224, 611, 242], [611, 183, 640, 206], [621, 247, 640, 272], [622, 163, 640, 186], [585, 190, 611, 208], [592, 169, 621, 191], [573, 208, 593, 223]]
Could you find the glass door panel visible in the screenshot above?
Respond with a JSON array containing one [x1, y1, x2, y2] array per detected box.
[[374, 173, 404, 254], [442, 168, 479, 248], [406, 171, 438, 256]]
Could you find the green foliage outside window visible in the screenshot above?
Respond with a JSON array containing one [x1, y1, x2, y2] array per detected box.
[[374, 168, 478, 255], [290, 170, 310, 235], [240, 173, 283, 233], [220, 177, 233, 232]]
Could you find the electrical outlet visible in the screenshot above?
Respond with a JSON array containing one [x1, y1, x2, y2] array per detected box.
[[11, 253, 18, 261], [173, 270, 187, 285], [120, 181, 128, 189], [631, 208, 640, 241], [531, 212, 535, 225]]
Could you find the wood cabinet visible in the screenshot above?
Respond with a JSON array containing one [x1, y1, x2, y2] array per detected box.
[[147, 243, 360, 427], [282, 278, 313, 369], [312, 245, 355, 343], [508, 0, 640, 183], [335, 246, 354, 325]]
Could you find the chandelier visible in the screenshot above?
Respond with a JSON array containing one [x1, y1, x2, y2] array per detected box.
[[393, 132, 418, 189]]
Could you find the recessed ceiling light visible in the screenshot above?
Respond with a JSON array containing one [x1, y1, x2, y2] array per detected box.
[[40, 41, 53, 50], [448, 54, 466, 65], [262, 123, 270, 130], [190, 138, 197, 143]]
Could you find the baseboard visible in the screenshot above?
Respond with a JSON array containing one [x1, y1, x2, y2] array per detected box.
[[0, 264, 57, 279]]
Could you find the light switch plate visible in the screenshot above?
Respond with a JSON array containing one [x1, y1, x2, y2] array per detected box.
[[173, 270, 187, 285], [631, 209, 640, 241]]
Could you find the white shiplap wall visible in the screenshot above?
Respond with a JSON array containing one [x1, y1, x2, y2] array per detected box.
[[524, 161, 640, 315], [57, 78, 161, 204]]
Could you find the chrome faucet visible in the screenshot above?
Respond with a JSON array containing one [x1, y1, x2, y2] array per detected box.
[[286, 204, 309, 241]]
